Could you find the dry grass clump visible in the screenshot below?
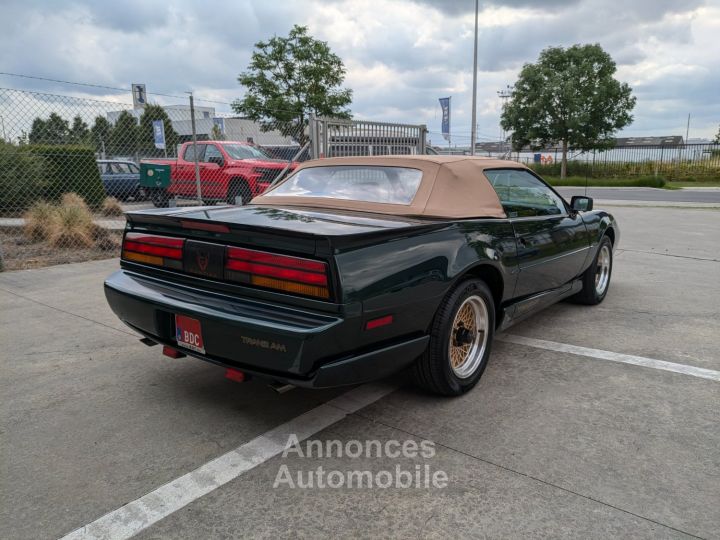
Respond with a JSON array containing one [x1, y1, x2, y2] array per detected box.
[[101, 197, 124, 217], [24, 201, 57, 241], [48, 203, 95, 248], [60, 192, 91, 212], [23, 193, 118, 250]]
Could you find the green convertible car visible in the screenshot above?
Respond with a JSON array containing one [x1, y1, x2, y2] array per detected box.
[[105, 155, 618, 396]]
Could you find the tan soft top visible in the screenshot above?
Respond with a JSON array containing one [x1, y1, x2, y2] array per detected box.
[[251, 155, 529, 219]]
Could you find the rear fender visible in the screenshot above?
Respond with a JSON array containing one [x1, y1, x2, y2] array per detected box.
[[335, 221, 517, 340]]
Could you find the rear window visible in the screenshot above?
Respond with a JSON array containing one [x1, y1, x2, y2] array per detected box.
[[265, 166, 423, 205]]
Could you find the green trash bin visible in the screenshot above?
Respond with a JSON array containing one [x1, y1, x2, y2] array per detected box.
[[140, 163, 171, 189], [140, 163, 171, 208]]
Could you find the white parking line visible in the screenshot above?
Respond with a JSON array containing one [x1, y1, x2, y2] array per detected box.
[[498, 334, 720, 382], [59, 382, 397, 540]]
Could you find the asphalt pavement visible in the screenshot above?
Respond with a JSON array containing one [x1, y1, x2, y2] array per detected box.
[[1, 205, 719, 539]]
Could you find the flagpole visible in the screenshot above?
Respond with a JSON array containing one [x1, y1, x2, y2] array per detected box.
[[470, 0, 479, 156]]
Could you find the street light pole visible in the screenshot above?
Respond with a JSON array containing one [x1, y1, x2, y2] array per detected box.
[[470, 0, 479, 156]]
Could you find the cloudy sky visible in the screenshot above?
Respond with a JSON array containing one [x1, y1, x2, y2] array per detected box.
[[1, 0, 719, 143]]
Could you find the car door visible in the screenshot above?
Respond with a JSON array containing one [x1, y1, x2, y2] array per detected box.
[[177, 143, 206, 197], [485, 169, 590, 298], [111, 162, 139, 199], [200, 144, 224, 199], [97, 162, 112, 196]]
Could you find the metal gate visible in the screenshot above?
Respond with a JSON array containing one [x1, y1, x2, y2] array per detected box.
[[309, 117, 427, 159]]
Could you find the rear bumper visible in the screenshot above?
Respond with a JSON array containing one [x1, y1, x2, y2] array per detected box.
[[104, 270, 427, 388]]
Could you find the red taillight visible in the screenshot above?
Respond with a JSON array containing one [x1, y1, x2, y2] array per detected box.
[[227, 247, 326, 273], [225, 246, 330, 299], [122, 233, 184, 269]]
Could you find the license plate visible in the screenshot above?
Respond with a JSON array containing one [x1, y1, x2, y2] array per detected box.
[[175, 314, 205, 354]]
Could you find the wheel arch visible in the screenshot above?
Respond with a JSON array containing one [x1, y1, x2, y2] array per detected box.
[[604, 225, 616, 246], [227, 176, 252, 203], [452, 263, 505, 329], [228, 175, 249, 192]]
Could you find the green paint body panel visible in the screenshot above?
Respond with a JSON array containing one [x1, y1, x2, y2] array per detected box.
[[105, 203, 618, 388]]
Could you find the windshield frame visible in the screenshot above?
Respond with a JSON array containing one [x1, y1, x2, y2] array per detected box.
[[221, 143, 272, 160]]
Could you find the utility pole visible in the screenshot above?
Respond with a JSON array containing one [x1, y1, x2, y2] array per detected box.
[[497, 85, 513, 155], [470, 0, 479, 156], [188, 92, 202, 204], [685, 113, 691, 143]]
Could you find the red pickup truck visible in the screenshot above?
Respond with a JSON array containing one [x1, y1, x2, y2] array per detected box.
[[146, 141, 296, 207]]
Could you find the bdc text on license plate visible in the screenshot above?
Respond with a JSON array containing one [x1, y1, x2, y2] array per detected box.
[[175, 314, 205, 354]]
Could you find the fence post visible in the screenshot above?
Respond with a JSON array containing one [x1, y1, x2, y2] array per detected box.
[[188, 93, 202, 203], [308, 114, 317, 160], [419, 124, 427, 155]]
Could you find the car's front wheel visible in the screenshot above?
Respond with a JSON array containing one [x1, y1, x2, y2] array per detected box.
[[571, 235, 613, 305], [412, 279, 495, 396]]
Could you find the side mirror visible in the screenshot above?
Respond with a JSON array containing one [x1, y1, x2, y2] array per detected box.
[[571, 195, 593, 212], [207, 156, 224, 166]]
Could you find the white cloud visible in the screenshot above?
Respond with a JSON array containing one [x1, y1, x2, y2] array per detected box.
[[0, 0, 718, 141]]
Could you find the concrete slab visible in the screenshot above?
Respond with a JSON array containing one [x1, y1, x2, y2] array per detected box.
[[0, 259, 125, 332], [138, 414, 699, 540], [354, 344, 719, 539], [603, 206, 720, 260], [0, 289, 344, 540], [509, 249, 720, 369]]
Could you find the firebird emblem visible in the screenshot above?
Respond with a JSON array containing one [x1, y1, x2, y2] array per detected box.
[[197, 251, 209, 272]]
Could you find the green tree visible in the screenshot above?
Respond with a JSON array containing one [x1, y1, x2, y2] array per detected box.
[[91, 116, 113, 156], [68, 115, 90, 145], [108, 110, 138, 157], [232, 24, 352, 144], [28, 112, 70, 144], [501, 44, 636, 178], [139, 104, 180, 157]]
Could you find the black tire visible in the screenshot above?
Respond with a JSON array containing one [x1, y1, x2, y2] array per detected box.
[[412, 279, 495, 396], [150, 188, 169, 208], [227, 180, 252, 205], [571, 235, 613, 305]]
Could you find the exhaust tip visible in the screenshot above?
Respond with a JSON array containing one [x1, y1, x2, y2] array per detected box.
[[140, 337, 158, 347], [268, 381, 296, 394]]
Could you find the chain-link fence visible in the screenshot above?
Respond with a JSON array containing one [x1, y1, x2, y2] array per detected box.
[[0, 87, 309, 271], [429, 132, 720, 180]]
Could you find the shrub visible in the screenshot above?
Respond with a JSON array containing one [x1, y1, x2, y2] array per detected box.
[[101, 197, 124, 217], [544, 175, 666, 188], [24, 201, 57, 241], [529, 158, 720, 181], [0, 141, 47, 213], [21, 144, 106, 208]]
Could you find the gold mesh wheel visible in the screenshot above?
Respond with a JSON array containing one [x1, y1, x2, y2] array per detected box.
[[448, 295, 489, 379]]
